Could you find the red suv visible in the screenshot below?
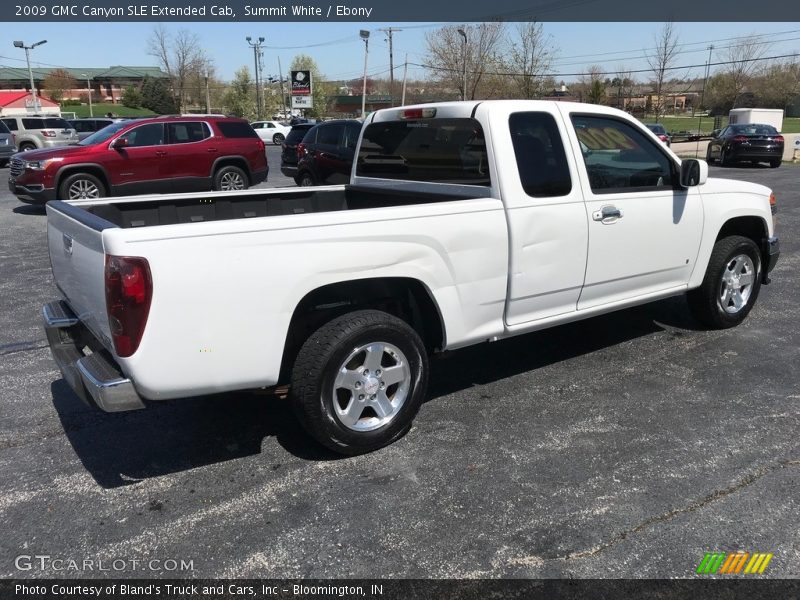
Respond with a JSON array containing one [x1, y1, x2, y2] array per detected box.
[[8, 116, 268, 204]]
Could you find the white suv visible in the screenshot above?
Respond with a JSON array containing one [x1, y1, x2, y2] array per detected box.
[[0, 116, 78, 151]]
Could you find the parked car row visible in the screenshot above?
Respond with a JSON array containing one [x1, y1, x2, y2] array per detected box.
[[8, 115, 268, 204]]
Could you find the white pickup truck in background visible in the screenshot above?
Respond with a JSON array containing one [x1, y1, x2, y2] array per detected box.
[[43, 100, 780, 454]]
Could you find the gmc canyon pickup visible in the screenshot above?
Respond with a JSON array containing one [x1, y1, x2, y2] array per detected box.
[[43, 100, 780, 454]]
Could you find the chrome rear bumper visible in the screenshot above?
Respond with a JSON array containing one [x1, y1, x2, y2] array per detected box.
[[43, 300, 145, 412]]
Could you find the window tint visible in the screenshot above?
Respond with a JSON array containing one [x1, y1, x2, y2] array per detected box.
[[345, 122, 362, 149], [571, 115, 674, 193], [22, 118, 70, 129], [509, 112, 571, 197], [119, 123, 164, 147], [317, 123, 344, 146], [217, 121, 258, 138], [0, 120, 10, 134], [71, 121, 94, 133], [286, 125, 312, 144], [167, 122, 210, 144], [1, 119, 17, 131], [356, 117, 490, 186]]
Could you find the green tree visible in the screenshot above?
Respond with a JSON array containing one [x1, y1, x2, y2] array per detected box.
[[140, 76, 178, 114], [43, 68, 76, 103], [121, 85, 142, 109], [223, 67, 256, 119]]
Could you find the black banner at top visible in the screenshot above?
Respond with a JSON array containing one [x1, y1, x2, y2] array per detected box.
[[3, 0, 800, 21]]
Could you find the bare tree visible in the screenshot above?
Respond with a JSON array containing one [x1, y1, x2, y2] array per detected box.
[[725, 35, 770, 108], [577, 65, 607, 105], [425, 23, 505, 100], [756, 59, 800, 109], [647, 22, 680, 120], [148, 25, 209, 112], [611, 65, 634, 110], [506, 22, 557, 99]]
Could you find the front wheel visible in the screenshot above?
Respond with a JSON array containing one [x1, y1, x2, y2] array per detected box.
[[770, 159, 781, 169], [272, 133, 285, 145], [687, 235, 762, 329], [58, 172, 106, 200], [213, 165, 249, 191], [290, 310, 429, 455], [297, 171, 315, 187]]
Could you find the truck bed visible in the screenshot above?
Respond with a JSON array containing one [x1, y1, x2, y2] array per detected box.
[[65, 185, 479, 229]]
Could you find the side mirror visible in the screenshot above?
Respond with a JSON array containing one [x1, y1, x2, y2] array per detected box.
[[680, 158, 708, 187], [711, 129, 720, 138], [111, 137, 129, 149]]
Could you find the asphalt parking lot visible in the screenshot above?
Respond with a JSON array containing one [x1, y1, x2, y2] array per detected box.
[[0, 154, 797, 579]]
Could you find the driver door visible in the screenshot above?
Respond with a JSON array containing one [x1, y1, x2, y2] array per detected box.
[[561, 111, 704, 310]]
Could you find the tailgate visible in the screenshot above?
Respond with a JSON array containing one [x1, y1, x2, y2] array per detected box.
[[46, 201, 113, 351]]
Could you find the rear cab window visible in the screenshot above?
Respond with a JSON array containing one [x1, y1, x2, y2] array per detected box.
[[509, 112, 571, 197], [356, 117, 490, 186]]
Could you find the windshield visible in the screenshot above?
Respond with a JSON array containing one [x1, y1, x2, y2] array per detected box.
[[79, 121, 129, 146], [647, 124, 666, 134]]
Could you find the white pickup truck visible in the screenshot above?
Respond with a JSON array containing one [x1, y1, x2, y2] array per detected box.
[[43, 101, 780, 454]]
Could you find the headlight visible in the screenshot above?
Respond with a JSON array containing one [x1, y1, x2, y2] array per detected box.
[[24, 157, 64, 170]]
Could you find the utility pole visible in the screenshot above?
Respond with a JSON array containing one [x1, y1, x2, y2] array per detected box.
[[699, 44, 714, 113], [277, 56, 287, 117], [379, 27, 402, 106], [246, 36, 265, 119], [360, 30, 370, 118], [401, 54, 408, 106], [13, 40, 47, 113], [457, 28, 468, 101], [81, 73, 93, 117], [204, 70, 211, 113]]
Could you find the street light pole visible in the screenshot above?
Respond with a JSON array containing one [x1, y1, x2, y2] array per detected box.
[[457, 28, 467, 101], [277, 56, 287, 118], [81, 73, 93, 117], [360, 30, 370, 118], [699, 44, 714, 113], [13, 39, 47, 113], [246, 36, 265, 119]]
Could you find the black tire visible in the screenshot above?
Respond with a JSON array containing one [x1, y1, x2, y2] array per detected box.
[[687, 235, 762, 329], [272, 133, 285, 145], [719, 147, 734, 167], [297, 171, 315, 187], [212, 165, 249, 191], [769, 159, 781, 169], [705, 146, 715, 165], [58, 172, 106, 200], [290, 309, 429, 455], [18, 142, 36, 152]]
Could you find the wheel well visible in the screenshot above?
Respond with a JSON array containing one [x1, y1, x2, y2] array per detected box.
[[213, 158, 251, 184], [279, 278, 445, 382], [55, 166, 109, 196], [716, 216, 768, 263]]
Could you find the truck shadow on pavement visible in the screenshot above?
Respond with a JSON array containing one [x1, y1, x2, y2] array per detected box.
[[51, 295, 701, 488]]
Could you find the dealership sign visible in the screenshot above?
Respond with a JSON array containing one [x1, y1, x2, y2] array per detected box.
[[291, 70, 312, 109]]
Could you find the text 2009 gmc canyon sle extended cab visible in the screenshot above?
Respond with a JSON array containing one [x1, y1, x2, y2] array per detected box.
[[43, 101, 780, 454]]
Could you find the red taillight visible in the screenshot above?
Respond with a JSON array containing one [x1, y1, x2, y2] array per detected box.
[[774, 135, 784, 143], [41, 130, 56, 137], [257, 138, 265, 151], [732, 135, 748, 142], [105, 255, 152, 358], [398, 107, 436, 120], [296, 142, 306, 158], [659, 134, 668, 141]]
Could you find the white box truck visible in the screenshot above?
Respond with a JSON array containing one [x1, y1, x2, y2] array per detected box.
[[729, 108, 784, 132]]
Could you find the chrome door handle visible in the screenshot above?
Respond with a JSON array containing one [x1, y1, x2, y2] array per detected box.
[[592, 205, 623, 223]]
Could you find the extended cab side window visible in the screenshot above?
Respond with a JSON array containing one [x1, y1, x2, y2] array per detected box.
[[119, 123, 165, 147], [509, 112, 571, 197], [571, 115, 675, 194]]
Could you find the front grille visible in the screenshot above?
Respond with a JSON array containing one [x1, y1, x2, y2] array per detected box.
[[9, 158, 24, 178]]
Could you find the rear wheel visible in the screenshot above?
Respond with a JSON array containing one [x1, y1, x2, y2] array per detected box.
[[705, 146, 715, 165], [18, 142, 36, 152], [297, 171, 315, 187], [769, 159, 781, 169], [687, 235, 762, 329], [58, 172, 106, 200], [290, 310, 429, 455], [272, 133, 285, 145], [719, 148, 732, 167], [213, 165, 248, 191]]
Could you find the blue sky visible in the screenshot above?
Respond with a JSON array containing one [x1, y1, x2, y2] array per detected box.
[[2, 22, 798, 84]]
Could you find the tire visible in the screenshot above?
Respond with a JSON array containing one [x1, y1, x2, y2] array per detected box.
[[290, 309, 429, 455], [18, 142, 36, 152], [769, 159, 781, 169], [297, 171, 315, 187], [705, 146, 715, 165], [0, 159, 7, 168], [272, 133, 285, 145], [687, 235, 762, 329], [212, 165, 248, 191], [58, 172, 106, 200]]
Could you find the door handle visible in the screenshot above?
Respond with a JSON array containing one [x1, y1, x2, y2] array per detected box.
[[592, 205, 623, 223], [207, 148, 218, 153], [155, 150, 167, 157]]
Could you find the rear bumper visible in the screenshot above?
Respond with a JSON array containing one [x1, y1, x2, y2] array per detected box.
[[43, 300, 145, 412], [762, 236, 780, 284], [729, 146, 783, 160], [251, 166, 268, 186]]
